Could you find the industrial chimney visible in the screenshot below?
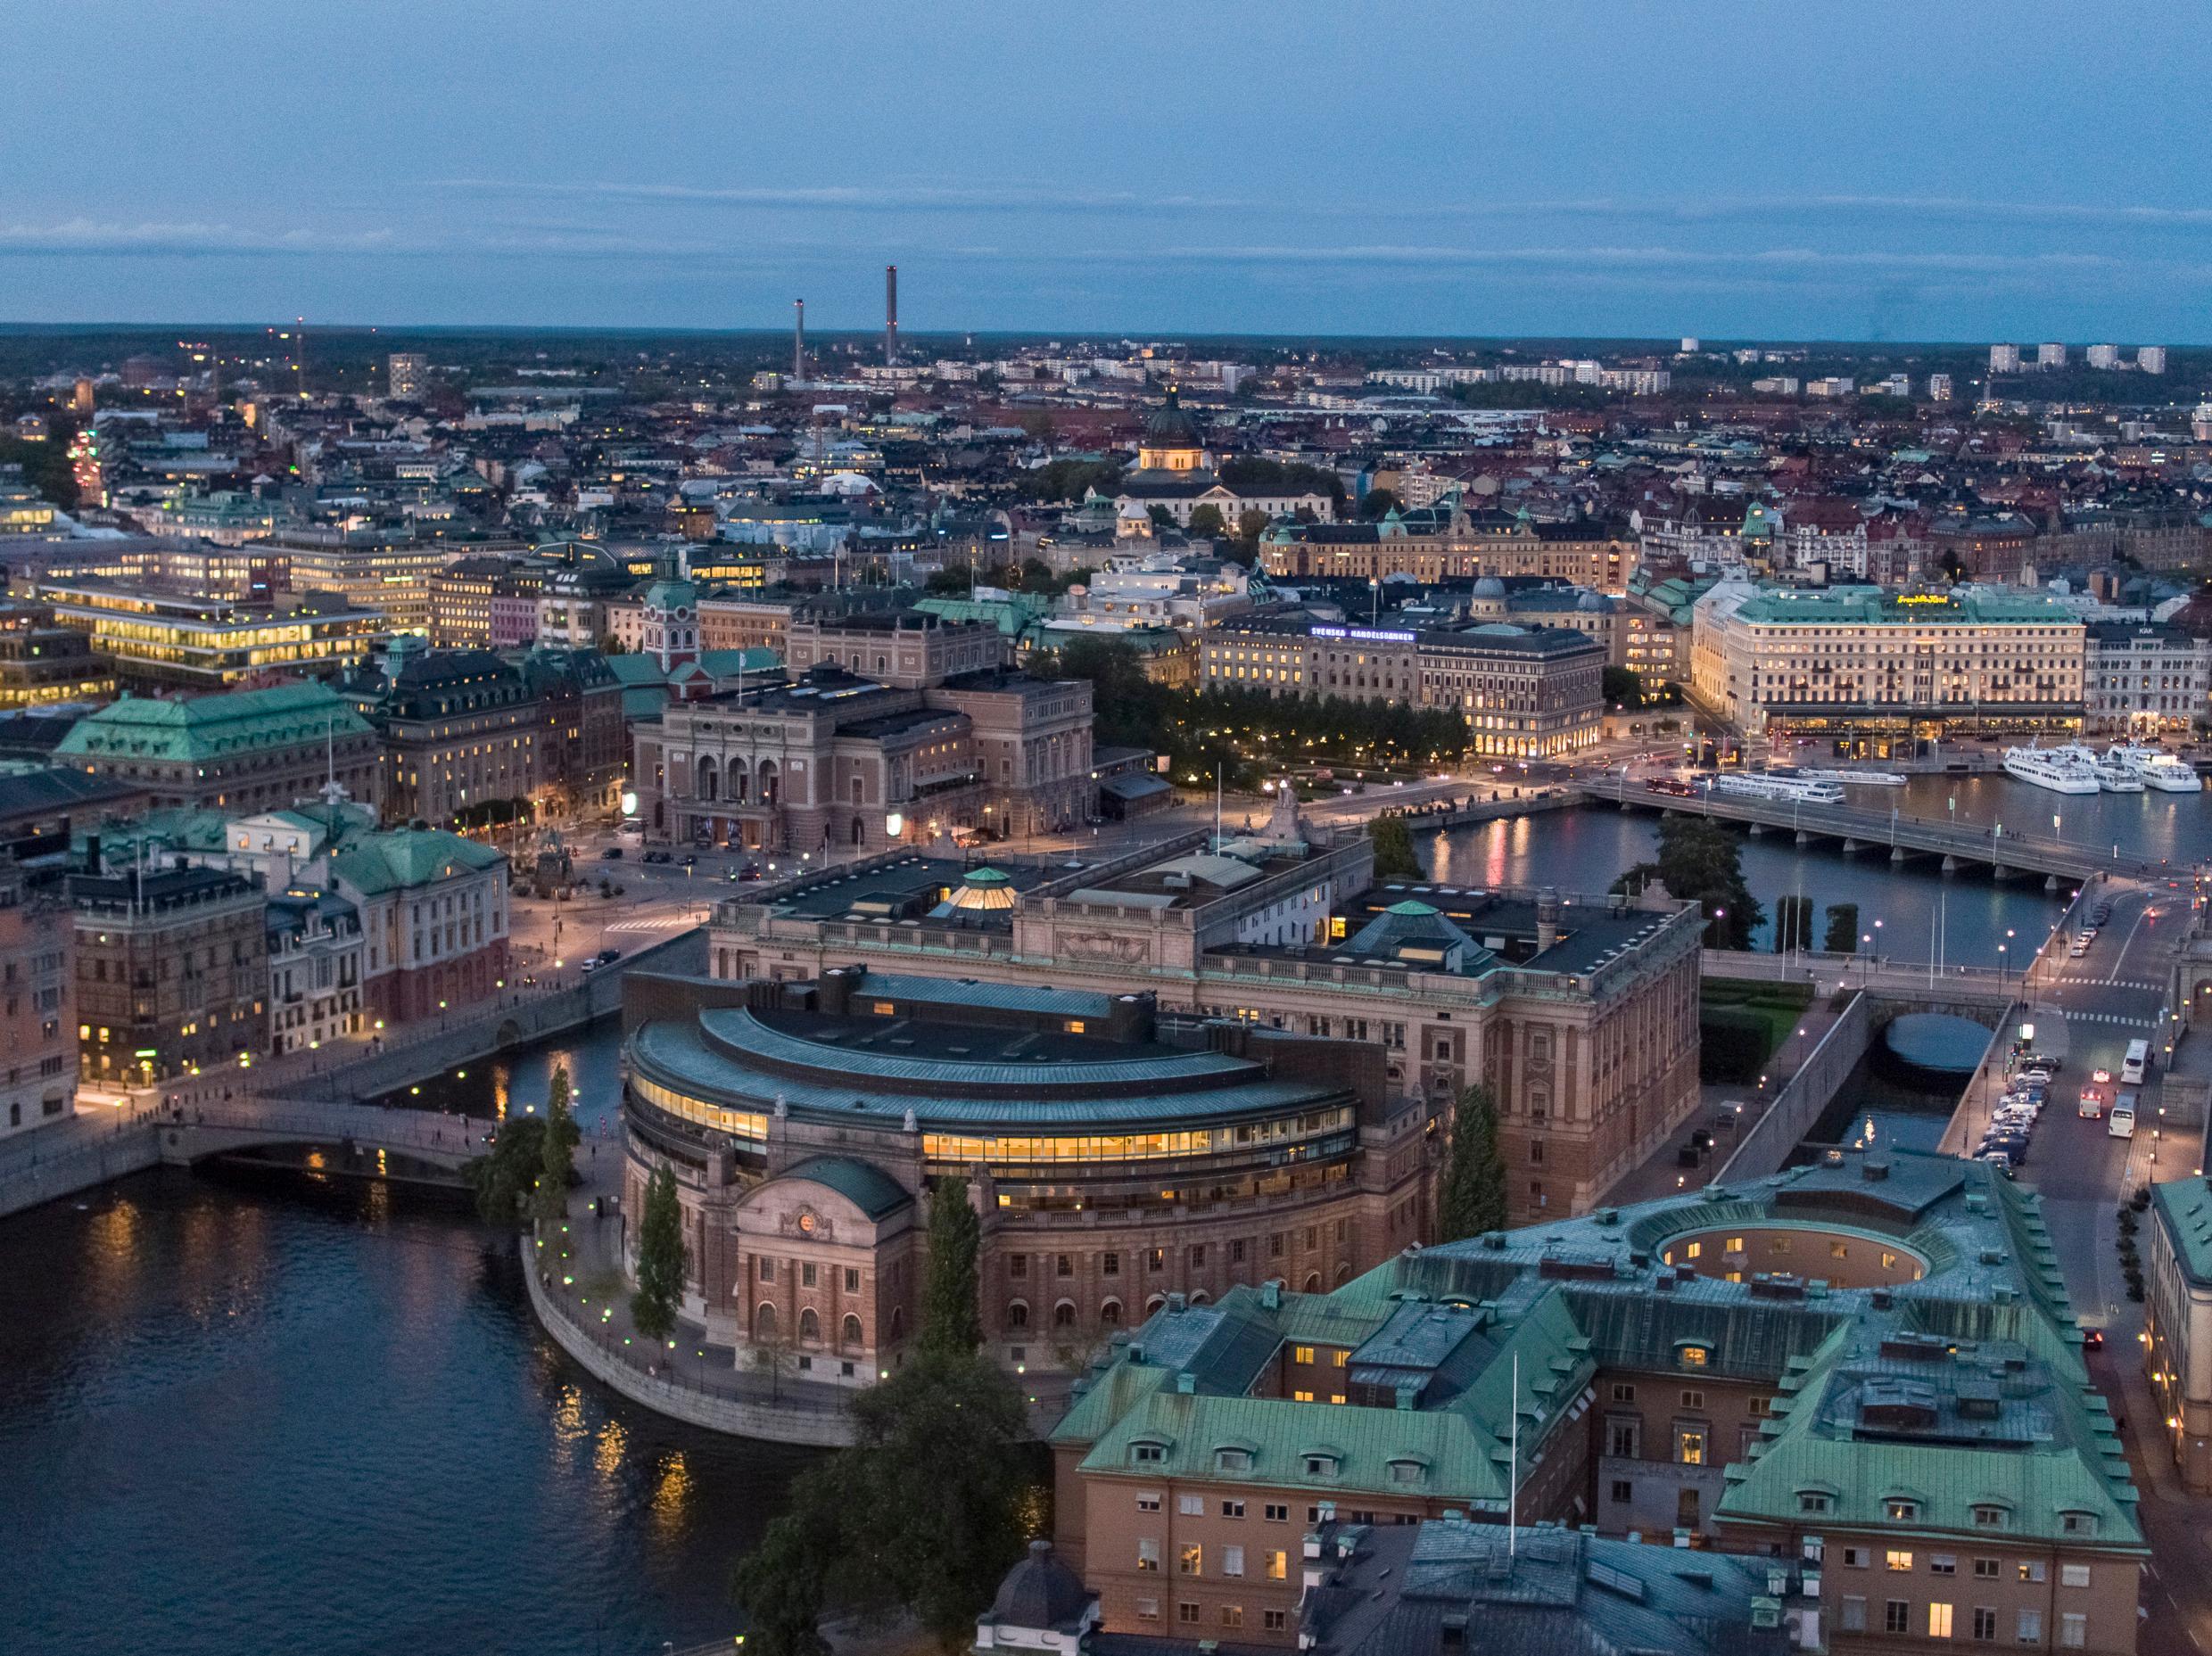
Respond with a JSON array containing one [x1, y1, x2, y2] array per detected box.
[[792, 298, 805, 382], [885, 264, 899, 367]]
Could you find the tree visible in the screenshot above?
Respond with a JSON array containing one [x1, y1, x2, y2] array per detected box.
[[730, 1352, 1034, 1654], [534, 1063, 579, 1222], [631, 1164, 688, 1340], [1235, 508, 1270, 544], [920, 1175, 983, 1356], [1146, 504, 1174, 529], [1185, 503, 1227, 539], [1358, 487, 1400, 520], [1612, 816, 1762, 949], [464, 1116, 547, 1227], [1601, 665, 1645, 707], [1823, 902, 1861, 954], [1435, 1083, 1507, 1241], [730, 1499, 838, 1656], [1772, 894, 1815, 954], [1367, 815, 1423, 879]]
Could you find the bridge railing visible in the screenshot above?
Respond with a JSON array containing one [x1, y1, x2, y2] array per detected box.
[[176, 1100, 483, 1158], [1580, 778, 2175, 877]]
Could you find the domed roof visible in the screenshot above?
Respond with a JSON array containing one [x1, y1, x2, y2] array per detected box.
[[930, 866, 1019, 917], [1471, 576, 1507, 598], [644, 577, 698, 612], [1143, 388, 1203, 448], [986, 1540, 1092, 1634]]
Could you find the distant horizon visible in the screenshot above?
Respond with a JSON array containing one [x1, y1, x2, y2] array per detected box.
[[0, 321, 2197, 353]]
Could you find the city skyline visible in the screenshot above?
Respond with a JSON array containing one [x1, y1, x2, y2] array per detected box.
[[5, 2, 2212, 339]]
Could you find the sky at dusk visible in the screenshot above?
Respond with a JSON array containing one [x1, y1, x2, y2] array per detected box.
[[5, 2, 2210, 341]]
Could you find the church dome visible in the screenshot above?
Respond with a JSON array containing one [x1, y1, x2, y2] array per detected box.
[[1472, 576, 1507, 598], [1143, 389, 1203, 449]]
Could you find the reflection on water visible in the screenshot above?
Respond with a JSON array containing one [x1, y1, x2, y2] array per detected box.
[[1423, 806, 2072, 968], [0, 1019, 813, 1656]]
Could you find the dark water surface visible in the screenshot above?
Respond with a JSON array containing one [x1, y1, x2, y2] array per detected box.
[[0, 1021, 811, 1656]]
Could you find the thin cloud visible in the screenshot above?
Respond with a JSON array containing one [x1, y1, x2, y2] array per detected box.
[[0, 218, 400, 256], [424, 177, 1249, 212]]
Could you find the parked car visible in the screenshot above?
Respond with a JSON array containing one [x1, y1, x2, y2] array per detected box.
[[599, 846, 623, 860]]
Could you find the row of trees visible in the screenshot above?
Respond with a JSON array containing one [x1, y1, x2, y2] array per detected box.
[[1773, 895, 1861, 954]]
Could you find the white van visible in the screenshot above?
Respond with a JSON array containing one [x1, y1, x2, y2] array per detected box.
[[2109, 1095, 2137, 1140]]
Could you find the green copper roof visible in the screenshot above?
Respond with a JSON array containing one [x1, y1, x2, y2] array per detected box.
[[1727, 585, 2083, 629], [328, 828, 503, 896], [776, 1155, 913, 1220], [58, 682, 370, 763]]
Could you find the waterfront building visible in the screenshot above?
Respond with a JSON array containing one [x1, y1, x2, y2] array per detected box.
[[710, 824, 1701, 1232], [1259, 507, 1635, 594], [0, 853, 75, 1138], [1690, 583, 2085, 746], [68, 858, 267, 1083], [343, 636, 540, 827], [25, 579, 383, 691], [617, 964, 1424, 1388], [1047, 1149, 2142, 1652], [326, 827, 508, 1022], [55, 681, 379, 812], [264, 888, 365, 1055], [1201, 615, 1605, 760], [0, 603, 118, 709], [2081, 622, 2212, 736]]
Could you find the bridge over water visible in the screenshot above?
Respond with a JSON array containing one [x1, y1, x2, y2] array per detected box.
[[1576, 776, 2179, 886], [157, 1095, 485, 1182]]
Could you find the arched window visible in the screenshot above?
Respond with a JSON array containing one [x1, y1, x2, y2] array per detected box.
[[1189, 1290, 1210, 1306], [696, 756, 719, 802], [1007, 1300, 1029, 1330], [798, 1306, 821, 1343], [730, 762, 749, 803], [888, 1306, 904, 1343], [1303, 1272, 1322, 1293], [755, 1303, 778, 1341], [1145, 1295, 1167, 1315], [842, 1313, 863, 1347], [1100, 1299, 1123, 1326], [1053, 1300, 1077, 1328], [758, 760, 780, 804], [850, 819, 865, 846]]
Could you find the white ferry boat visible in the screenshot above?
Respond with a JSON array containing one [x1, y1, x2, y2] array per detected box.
[[1710, 773, 1846, 805], [2002, 744, 2100, 795], [2108, 743, 2205, 794], [2092, 754, 2146, 794], [1787, 768, 1907, 787]]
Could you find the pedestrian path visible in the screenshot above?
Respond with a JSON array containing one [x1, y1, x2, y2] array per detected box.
[[2059, 1010, 2163, 1029]]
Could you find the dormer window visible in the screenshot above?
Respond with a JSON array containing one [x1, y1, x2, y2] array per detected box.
[[1678, 1344, 1710, 1369], [1799, 1492, 1833, 1515], [1884, 1498, 1919, 1522], [2059, 1512, 2097, 1537], [1216, 1448, 1252, 1473], [1971, 1504, 2009, 1529], [1387, 1457, 1428, 1487], [1302, 1451, 1341, 1479], [1131, 1440, 1167, 1465]]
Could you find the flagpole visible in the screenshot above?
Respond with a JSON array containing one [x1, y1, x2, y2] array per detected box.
[[1508, 1350, 1519, 1560]]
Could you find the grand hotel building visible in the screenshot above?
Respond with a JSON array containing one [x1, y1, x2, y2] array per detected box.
[[1690, 582, 2087, 746], [618, 812, 1703, 1385]]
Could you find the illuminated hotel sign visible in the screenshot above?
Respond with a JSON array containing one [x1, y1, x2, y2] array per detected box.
[[1891, 594, 1956, 606], [1310, 625, 1416, 643]]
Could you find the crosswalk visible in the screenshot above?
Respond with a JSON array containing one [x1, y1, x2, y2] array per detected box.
[[2061, 1010, 2160, 1029], [2050, 975, 2164, 993], [601, 911, 704, 935]]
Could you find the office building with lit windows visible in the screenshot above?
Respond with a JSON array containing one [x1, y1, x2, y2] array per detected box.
[[24, 577, 383, 690], [1201, 616, 1605, 759]]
